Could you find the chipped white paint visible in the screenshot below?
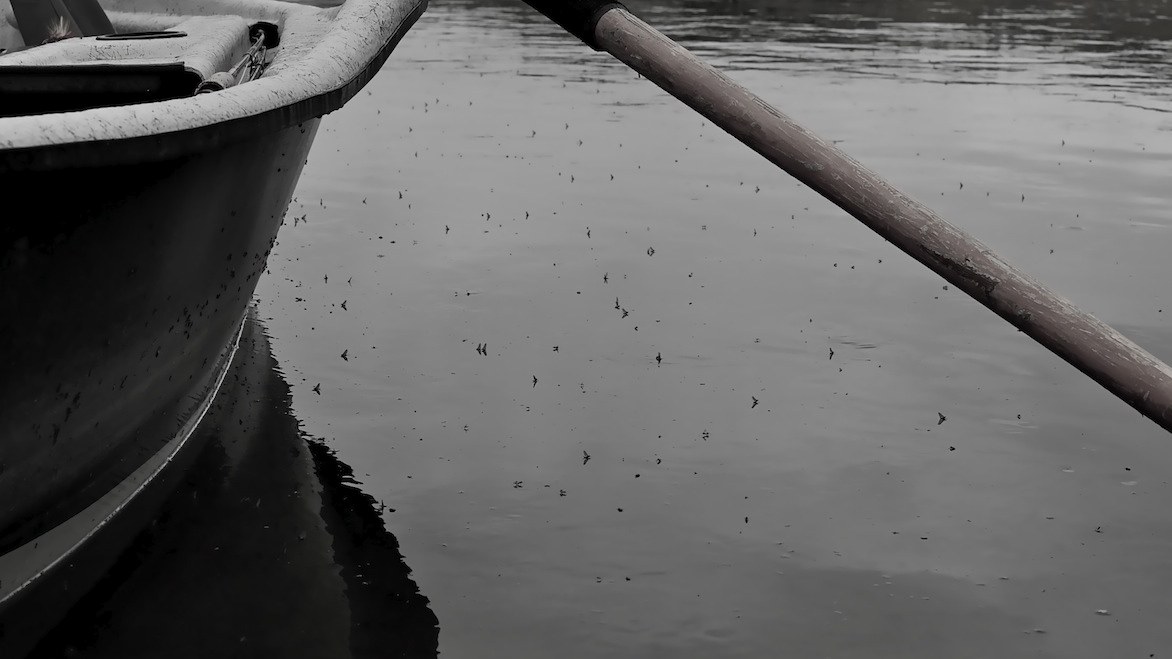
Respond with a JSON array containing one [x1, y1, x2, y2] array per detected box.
[[0, 0, 423, 151]]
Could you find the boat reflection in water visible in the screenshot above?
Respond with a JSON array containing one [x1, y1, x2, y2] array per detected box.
[[27, 310, 439, 659]]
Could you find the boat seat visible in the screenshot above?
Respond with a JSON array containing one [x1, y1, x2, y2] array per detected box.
[[11, 0, 114, 45], [0, 14, 255, 116]]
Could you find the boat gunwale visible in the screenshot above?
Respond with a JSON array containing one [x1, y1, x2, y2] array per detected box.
[[0, 0, 426, 172]]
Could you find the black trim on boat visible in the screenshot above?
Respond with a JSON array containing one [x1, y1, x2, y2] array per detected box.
[[0, 63, 203, 117], [95, 30, 188, 40]]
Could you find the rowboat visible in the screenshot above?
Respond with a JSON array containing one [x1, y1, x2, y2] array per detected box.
[[0, 0, 424, 653]]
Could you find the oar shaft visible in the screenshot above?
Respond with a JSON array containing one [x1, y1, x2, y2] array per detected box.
[[523, 1, 1172, 434]]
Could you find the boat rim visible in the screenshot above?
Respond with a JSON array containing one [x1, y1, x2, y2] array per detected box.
[[0, 0, 427, 172]]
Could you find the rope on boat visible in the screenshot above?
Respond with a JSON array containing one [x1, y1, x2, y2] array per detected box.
[[230, 27, 269, 84], [196, 24, 272, 94]]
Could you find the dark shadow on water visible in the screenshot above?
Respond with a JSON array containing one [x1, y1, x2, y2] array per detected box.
[[27, 310, 439, 659]]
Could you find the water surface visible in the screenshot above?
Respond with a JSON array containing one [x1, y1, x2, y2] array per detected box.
[[254, 1, 1172, 656]]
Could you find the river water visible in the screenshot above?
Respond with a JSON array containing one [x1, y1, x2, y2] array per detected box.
[[51, 1, 1172, 657], [258, 1, 1172, 657]]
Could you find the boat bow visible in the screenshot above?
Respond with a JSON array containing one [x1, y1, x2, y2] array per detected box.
[[0, 0, 426, 169]]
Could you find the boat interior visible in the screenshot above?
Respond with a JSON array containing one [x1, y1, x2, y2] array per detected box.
[[0, 0, 296, 116]]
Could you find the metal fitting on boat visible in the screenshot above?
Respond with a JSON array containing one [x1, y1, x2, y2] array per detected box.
[[197, 23, 277, 93], [195, 71, 237, 94]]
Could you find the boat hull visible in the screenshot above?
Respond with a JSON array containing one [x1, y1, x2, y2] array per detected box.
[[0, 120, 318, 654], [0, 316, 247, 658], [0, 0, 426, 651], [0, 119, 319, 552]]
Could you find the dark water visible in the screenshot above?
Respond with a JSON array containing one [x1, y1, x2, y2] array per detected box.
[[253, 2, 1172, 656], [46, 0, 1172, 657], [30, 314, 439, 657]]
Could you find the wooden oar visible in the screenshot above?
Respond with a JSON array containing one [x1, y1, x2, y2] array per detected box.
[[521, 0, 1172, 434]]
